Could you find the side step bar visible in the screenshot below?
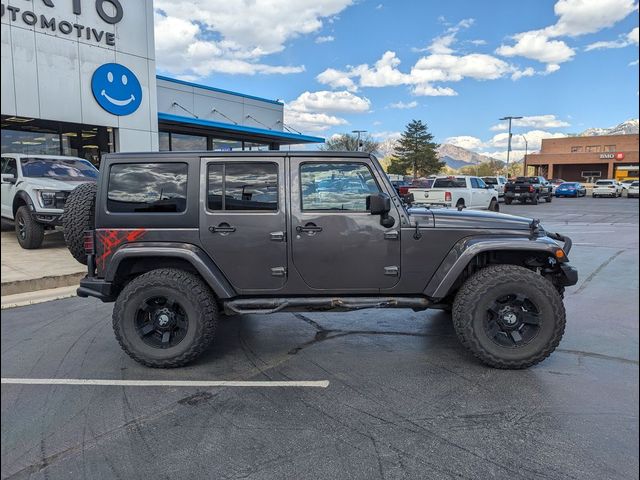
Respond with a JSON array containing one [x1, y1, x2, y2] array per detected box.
[[223, 297, 431, 315]]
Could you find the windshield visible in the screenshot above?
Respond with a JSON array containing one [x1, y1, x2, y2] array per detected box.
[[20, 157, 98, 180], [560, 183, 577, 187], [595, 181, 613, 185]]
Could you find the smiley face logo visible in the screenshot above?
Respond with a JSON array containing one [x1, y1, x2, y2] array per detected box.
[[91, 63, 142, 116]]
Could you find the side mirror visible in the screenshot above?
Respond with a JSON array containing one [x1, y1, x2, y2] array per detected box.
[[366, 193, 395, 228], [1, 174, 16, 184]]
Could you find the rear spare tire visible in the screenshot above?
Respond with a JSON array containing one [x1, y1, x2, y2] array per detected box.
[[63, 182, 97, 265], [15, 205, 45, 249], [452, 264, 565, 369]]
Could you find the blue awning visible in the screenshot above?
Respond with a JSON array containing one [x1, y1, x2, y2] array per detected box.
[[158, 112, 324, 145]]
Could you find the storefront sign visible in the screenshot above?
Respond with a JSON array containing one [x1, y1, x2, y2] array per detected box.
[[91, 63, 142, 115], [615, 152, 625, 160], [0, 0, 123, 46], [599, 153, 626, 160]]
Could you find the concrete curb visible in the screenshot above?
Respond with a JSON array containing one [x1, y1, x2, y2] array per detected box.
[[1, 285, 79, 309], [1, 272, 85, 296]]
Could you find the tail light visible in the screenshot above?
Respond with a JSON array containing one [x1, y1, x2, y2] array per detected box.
[[529, 185, 535, 193], [83, 230, 95, 254], [445, 191, 452, 202], [399, 186, 409, 195]]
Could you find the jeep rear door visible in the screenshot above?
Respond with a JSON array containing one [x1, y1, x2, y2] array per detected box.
[[289, 158, 401, 291], [199, 157, 287, 292]]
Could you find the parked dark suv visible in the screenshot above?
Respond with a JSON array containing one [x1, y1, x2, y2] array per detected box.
[[64, 152, 578, 370]]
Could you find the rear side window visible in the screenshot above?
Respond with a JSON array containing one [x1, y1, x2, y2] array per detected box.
[[107, 163, 188, 213], [433, 177, 466, 188], [207, 162, 278, 211]]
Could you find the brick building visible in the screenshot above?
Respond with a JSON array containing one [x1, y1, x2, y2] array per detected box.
[[524, 134, 639, 182]]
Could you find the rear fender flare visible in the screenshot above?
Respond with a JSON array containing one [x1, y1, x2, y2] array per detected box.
[[424, 235, 562, 300], [104, 242, 236, 299]]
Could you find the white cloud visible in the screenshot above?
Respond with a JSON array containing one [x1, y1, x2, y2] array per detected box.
[[414, 18, 475, 54], [545, 0, 638, 37], [487, 130, 568, 150], [511, 67, 536, 80], [315, 35, 335, 43], [411, 85, 458, 96], [411, 53, 512, 82], [288, 90, 371, 113], [316, 68, 358, 91], [388, 100, 418, 109], [469, 39, 487, 46], [585, 27, 640, 51], [496, 30, 575, 65], [444, 135, 485, 150], [355, 51, 413, 87], [630, 59, 640, 66], [375, 3, 383, 9], [154, 0, 353, 78], [490, 115, 571, 131], [495, 0, 637, 71], [284, 90, 370, 132]]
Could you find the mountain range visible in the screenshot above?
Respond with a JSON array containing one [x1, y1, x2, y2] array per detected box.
[[578, 119, 639, 137]]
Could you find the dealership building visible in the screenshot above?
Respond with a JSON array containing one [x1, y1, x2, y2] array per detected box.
[[525, 134, 639, 183], [1, 0, 323, 165]]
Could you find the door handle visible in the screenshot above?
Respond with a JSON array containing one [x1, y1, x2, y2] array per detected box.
[[296, 223, 322, 234], [209, 223, 236, 234]]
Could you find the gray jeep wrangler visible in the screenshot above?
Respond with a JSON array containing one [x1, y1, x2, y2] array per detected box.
[[64, 151, 578, 369]]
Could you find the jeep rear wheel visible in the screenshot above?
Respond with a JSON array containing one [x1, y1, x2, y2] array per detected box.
[[113, 268, 218, 368], [63, 182, 97, 265], [15, 206, 44, 249], [452, 264, 565, 369]]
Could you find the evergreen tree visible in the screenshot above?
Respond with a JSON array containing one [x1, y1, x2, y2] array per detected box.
[[392, 120, 443, 178]]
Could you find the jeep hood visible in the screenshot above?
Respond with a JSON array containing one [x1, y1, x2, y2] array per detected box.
[[409, 207, 533, 230], [19, 178, 94, 191]]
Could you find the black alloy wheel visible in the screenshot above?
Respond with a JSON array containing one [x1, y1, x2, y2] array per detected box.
[[135, 296, 189, 349], [484, 294, 541, 348]]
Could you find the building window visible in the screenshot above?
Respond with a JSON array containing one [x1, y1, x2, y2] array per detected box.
[[570, 146, 583, 153], [159, 131, 171, 151], [170, 133, 207, 151], [107, 163, 188, 213], [585, 145, 601, 153], [603, 145, 616, 152]]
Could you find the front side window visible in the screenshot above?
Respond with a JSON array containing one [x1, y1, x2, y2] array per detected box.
[[2, 158, 17, 176], [20, 157, 97, 180], [300, 162, 380, 211], [207, 162, 278, 211], [107, 163, 188, 213]]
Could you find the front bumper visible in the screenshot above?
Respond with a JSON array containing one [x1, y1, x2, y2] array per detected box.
[[77, 276, 116, 302], [557, 264, 578, 287], [32, 212, 63, 226]]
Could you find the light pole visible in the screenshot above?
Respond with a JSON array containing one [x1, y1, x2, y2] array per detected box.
[[520, 134, 528, 176], [499, 116, 522, 179], [352, 130, 367, 152]]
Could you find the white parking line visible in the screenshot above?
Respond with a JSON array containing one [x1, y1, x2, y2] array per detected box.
[[1, 378, 330, 388]]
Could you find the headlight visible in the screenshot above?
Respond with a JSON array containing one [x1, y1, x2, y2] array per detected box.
[[38, 191, 59, 208]]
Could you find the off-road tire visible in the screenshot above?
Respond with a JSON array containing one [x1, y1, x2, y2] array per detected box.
[[504, 197, 513, 205], [489, 199, 499, 212], [15, 206, 44, 249], [63, 182, 97, 265], [531, 194, 539, 205], [113, 268, 218, 368], [452, 264, 565, 369]]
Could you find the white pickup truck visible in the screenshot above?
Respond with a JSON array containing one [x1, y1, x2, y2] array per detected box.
[[410, 175, 500, 211]]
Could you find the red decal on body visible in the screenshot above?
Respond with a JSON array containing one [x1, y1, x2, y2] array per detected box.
[[96, 228, 146, 271]]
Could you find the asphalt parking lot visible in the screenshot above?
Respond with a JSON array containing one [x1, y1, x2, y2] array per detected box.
[[1, 196, 638, 480]]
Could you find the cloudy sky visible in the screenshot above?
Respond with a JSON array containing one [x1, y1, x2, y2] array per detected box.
[[154, 0, 639, 159]]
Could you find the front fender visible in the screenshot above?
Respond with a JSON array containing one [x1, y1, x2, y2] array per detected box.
[[105, 242, 236, 299], [424, 235, 564, 300]]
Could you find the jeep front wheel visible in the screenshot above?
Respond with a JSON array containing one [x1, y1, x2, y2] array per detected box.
[[15, 206, 45, 249], [452, 264, 565, 369], [113, 268, 218, 368]]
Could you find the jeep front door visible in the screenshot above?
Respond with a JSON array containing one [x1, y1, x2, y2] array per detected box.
[[289, 159, 401, 291], [199, 158, 287, 292]]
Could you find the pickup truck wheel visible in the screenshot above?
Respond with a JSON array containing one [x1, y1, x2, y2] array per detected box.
[[504, 197, 513, 205], [545, 194, 552, 203], [531, 194, 539, 205], [63, 182, 97, 265], [113, 268, 218, 368], [452, 265, 565, 369], [489, 199, 499, 212], [15, 206, 45, 249]]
